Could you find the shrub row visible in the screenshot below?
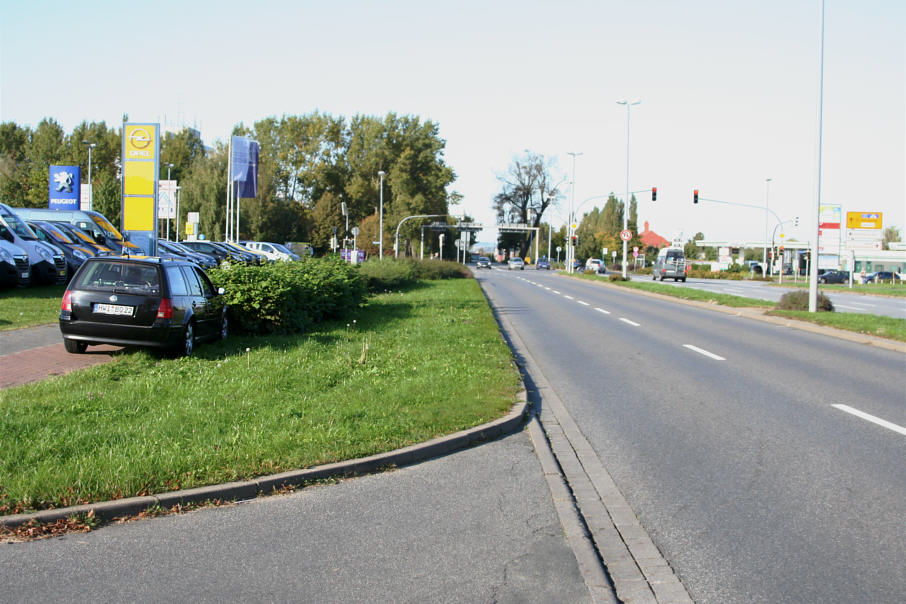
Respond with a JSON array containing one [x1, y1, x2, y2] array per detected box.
[[358, 258, 470, 292], [208, 257, 367, 334]]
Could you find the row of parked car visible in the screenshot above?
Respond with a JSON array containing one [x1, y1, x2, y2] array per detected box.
[[0, 202, 305, 289]]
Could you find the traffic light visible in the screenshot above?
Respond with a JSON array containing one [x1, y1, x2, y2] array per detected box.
[[651, 187, 657, 201], [693, 189, 699, 204], [794, 216, 799, 227], [571, 235, 578, 247]]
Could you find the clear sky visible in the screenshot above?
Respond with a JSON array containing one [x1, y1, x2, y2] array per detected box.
[[2, 0, 903, 246]]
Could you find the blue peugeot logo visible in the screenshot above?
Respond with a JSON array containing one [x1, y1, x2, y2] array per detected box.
[[53, 170, 75, 193]]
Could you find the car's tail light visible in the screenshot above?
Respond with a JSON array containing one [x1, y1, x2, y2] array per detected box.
[[157, 298, 174, 319], [685, 264, 689, 273], [61, 290, 72, 312]]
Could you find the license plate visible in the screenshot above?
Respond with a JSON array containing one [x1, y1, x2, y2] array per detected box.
[[94, 303, 134, 316]]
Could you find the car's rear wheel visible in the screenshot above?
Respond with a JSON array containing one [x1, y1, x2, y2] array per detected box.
[[182, 322, 195, 356], [63, 339, 87, 354]]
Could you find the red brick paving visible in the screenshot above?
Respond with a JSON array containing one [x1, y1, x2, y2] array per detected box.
[[0, 344, 121, 389]]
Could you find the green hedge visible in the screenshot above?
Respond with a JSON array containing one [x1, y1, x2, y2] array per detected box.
[[208, 257, 367, 334], [358, 258, 469, 292]]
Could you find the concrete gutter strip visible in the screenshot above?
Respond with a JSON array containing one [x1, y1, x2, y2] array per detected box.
[[0, 393, 529, 529]]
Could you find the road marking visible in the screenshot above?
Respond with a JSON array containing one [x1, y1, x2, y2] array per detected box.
[[577, 300, 589, 306], [564, 295, 574, 300], [553, 290, 561, 295], [619, 318, 640, 326], [544, 287, 551, 290], [683, 344, 726, 361], [834, 304, 867, 311], [831, 404, 906, 436], [595, 307, 611, 315]]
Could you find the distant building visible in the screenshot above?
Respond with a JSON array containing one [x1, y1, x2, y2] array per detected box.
[[639, 221, 670, 248]]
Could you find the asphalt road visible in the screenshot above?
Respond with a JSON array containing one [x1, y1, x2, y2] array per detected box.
[[476, 267, 906, 604], [628, 274, 906, 318]]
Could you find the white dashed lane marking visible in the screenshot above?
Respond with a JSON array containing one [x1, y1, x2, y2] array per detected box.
[[619, 318, 640, 327], [832, 404, 906, 436], [683, 344, 726, 361], [595, 307, 611, 315]]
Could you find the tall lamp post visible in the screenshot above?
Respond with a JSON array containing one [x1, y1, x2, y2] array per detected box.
[[566, 151, 582, 273], [378, 170, 385, 260], [81, 140, 96, 211], [165, 163, 174, 240], [764, 178, 772, 275], [617, 99, 640, 278]]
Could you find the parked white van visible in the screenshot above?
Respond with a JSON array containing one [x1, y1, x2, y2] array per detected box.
[[0, 203, 67, 284], [241, 241, 300, 262]]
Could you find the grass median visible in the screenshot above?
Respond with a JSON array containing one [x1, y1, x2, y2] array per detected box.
[[568, 272, 906, 342], [0, 279, 520, 515], [0, 284, 66, 331]]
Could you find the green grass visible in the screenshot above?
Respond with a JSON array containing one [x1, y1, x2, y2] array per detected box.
[[0, 279, 520, 515], [573, 273, 774, 308], [768, 281, 906, 297], [0, 284, 66, 331], [767, 310, 906, 342]]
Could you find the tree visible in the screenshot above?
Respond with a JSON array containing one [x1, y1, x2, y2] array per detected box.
[[684, 232, 705, 260], [882, 226, 901, 250], [493, 151, 563, 257]]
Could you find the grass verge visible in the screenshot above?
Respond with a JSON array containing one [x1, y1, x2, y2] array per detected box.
[[0, 284, 65, 331], [0, 279, 520, 515], [766, 310, 906, 342], [767, 282, 906, 297], [575, 273, 774, 308]]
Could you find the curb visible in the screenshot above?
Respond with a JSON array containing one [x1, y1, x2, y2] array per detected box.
[[564, 274, 906, 354], [0, 393, 530, 529]]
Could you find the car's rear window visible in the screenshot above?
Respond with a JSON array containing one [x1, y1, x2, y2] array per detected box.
[[73, 261, 161, 295], [666, 251, 684, 260]]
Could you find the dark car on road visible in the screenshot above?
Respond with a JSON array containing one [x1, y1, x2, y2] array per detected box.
[[861, 271, 897, 284], [818, 269, 849, 284], [60, 256, 227, 356]]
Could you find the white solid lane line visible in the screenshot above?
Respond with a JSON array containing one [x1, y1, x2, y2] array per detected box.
[[683, 344, 726, 361], [831, 404, 906, 436], [595, 307, 611, 315], [619, 318, 640, 327]]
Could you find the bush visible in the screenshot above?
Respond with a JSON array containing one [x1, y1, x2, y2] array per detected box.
[[208, 257, 367, 334], [609, 274, 630, 282], [359, 258, 469, 292], [776, 290, 834, 312]]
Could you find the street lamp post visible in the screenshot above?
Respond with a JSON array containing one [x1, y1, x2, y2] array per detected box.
[[566, 151, 582, 273], [378, 171, 385, 260], [165, 163, 173, 240], [764, 178, 772, 275], [617, 99, 640, 278], [81, 140, 96, 211]]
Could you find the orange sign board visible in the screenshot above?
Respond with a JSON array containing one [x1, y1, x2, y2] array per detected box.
[[846, 212, 882, 230]]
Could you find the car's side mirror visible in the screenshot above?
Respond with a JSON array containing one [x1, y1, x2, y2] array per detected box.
[[0, 227, 12, 243]]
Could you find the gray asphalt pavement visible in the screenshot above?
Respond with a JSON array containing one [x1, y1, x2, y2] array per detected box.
[[0, 430, 593, 604], [477, 268, 905, 603], [628, 274, 906, 318]]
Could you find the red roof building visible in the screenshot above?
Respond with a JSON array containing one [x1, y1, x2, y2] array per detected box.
[[639, 221, 670, 248]]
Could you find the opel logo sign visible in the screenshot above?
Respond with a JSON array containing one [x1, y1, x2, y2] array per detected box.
[[129, 128, 151, 149]]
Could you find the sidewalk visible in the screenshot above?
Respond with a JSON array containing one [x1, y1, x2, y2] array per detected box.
[[0, 324, 120, 389]]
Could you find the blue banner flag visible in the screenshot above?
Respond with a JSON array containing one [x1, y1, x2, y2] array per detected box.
[[230, 136, 259, 198], [49, 165, 81, 210]]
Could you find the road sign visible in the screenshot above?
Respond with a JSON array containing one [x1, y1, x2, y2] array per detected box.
[[620, 230, 632, 241], [611, 250, 617, 259]]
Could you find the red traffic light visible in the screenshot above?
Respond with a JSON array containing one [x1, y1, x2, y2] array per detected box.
[[651, 187, 657, 201], [693, 189, 699, 204]]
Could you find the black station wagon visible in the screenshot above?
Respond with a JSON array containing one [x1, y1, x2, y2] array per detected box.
[[60, 257, 227, 356]]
